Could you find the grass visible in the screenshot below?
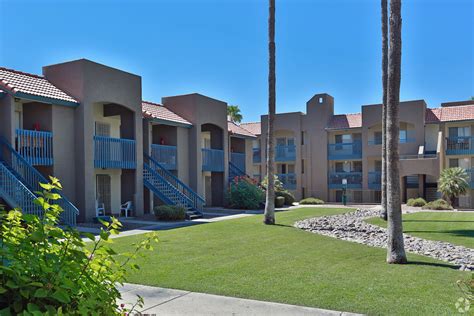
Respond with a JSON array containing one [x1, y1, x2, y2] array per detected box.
[[367, 211, 474, 248], [110, 207, 470, 315]]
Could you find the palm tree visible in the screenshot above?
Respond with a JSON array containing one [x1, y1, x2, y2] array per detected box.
[[264, 0, 276, 225], [227, 105, 243, 123], [386, 0, 407, 264], [438, 167, 469, 206], [380, 0, 388, 221]]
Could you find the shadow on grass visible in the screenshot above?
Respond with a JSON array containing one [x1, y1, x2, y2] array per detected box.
[[406, 260, 460, 270], [403, 220, 474, 223]]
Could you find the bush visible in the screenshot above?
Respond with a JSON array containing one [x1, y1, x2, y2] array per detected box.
[[154, 205, 187, 221], [261, 175, 284, 192], [407, 197, 427, 207], [228, 176, 265, 209], [275, 196, 285, 208], [276, 190, 295, 205], [299, 197, 325, 205], [0, 177, 158, 315], [422, 199, 453, 210]]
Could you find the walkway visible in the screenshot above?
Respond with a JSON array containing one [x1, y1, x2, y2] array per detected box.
[[118, 283, 362, 316]]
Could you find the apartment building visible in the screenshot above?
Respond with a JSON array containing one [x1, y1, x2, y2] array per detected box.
[[0, 59, 255, 224], [244, 93, 474, 208]]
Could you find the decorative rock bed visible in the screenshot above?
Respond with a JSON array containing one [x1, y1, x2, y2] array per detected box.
[[294, 209, 474, 271]]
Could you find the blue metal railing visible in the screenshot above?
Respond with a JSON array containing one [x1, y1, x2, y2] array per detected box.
[[328, 171, 362, 189], [231, 152, 246, 172], [276, 173, 296, 190], [368, 137, 415, 145], [446, 136, 474, 155], [253, 148, 261, 163], [94, 136, 136, 169], [145, 153, 205, 212], [15, 129, 53, 166], [151, 144, 177, 170], [327, 141, 362, 160], [368, 171, 381, 190], [276, 145, 296, 162], [202, 148, 224, 172], [0, 137, 78, 226]]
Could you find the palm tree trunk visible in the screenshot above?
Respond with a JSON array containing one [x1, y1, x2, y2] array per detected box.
[[386, 0, 407, 264], [380, 0, 388, 221], [264, 0, 276, 225]]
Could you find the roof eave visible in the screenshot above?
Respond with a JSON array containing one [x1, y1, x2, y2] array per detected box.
[[148, 117, 192, 128], [1, 89, 79, 107]]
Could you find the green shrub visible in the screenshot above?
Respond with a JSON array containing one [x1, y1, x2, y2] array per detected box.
[[261, 175, 284, 192], [275, 196, 285, 208], [228, 176, 265, 209], [407, 197, 427, 207], [154, 205, 187, 220], [299, 197, 325, 205], [0, 177, 158, 315], [422, 199, 453, 210], [276, 190, 295, 205]]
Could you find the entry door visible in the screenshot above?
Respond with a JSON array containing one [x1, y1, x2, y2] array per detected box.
[[96, 174, 112, 214]]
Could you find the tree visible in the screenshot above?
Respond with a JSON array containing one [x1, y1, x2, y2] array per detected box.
[[264, 0, 276, 225], [438, 167, 469, 206], [380, 0, 389, 221], [227, 105, 243, 123], [386, 0, 407, 264]]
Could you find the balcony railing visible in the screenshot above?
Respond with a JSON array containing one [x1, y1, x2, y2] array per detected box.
[[368, 171, 382, 190], [15, 129, 53, 166], [446, 136, 474, 155], [276, 173, 296, 190], [328, 172, 362, 189], [253, 148, 261, 163], [151, 144, 177, 170], [231, 152, 246, 171], [202, 148, 224, 172], [276, 145, 296, 162], [368, 138, 415, 145], [327, 141, 362, 160], [94, 136, 136, 169]]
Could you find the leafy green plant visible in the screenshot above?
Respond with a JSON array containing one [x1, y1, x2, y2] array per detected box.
[[228, 176, 265, 209], [456, 273, 473, 314], [438, 167, 469, 206], [276, 190, 295, 205], [261, 175, 284, 192], [407, 197, 427, 207], [422, 199, 453, 210], [153, 205, 186, 221], [299, 197, 325, 205], [0, 177, 158, 315]]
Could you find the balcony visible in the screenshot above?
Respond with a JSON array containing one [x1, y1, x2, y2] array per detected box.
[[368, 138, 415, 145], [446, 136, 474, 155], [94, 136, 136, 169], [231, 152, 246, 171], [253, 148, 261, 163], [368, 171, 381, 190], [202, 148, 224, 172], [276, 145, 296, 162], [277, 173, 296, 190], [15, 129, 53, 166], [328, 141, 362, 160], [151, 144, 177, 170], [328, 172, 362, 189]]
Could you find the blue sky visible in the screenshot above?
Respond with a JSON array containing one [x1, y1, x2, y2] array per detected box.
[[0, 0, 472, 122]]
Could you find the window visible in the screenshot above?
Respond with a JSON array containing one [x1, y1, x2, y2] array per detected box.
[[399, 130, 407, 142], [301, 159, 304, 174], [301, 131, 305, 145], [288, 164, 295, 174], [449, 159, 459, 168], [374, 131, 382, 145], [95, 122, 111, 137], [96, 174, 111, 214], [353, 161, 362, 172], [335, 134, 351, 144]]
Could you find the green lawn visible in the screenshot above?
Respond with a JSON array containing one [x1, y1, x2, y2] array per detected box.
[[110, 208, 470, 315], [367, 211, 474, 248]]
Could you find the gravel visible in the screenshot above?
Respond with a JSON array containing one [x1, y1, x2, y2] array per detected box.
[[294, 209, 474, 271]]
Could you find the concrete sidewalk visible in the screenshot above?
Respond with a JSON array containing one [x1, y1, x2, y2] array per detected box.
[[118, 283, 362, 316]]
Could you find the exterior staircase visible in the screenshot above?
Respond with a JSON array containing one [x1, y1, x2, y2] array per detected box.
[[143, 153, 205, 219], [0, 137, 79, 226]]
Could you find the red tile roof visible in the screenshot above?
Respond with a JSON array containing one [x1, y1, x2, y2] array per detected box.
[[327, 113, 362, 129], [240, 122, 261, 135], [425, 105, 474, 123], [142, 101, 192, 126], [0, 67, 78, 104], [228, 121, 256, 138]]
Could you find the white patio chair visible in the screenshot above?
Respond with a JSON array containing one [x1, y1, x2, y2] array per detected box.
[[121, 201, 133, 218], [96, 200, 105, 217]]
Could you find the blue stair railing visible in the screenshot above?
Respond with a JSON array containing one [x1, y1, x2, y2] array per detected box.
[[144, 153, 205, 213], [0, 137, 79, 226], [228, 161, 266, 190]]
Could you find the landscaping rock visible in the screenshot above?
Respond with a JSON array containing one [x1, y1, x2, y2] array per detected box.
[[294, 209, 474, 271]]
